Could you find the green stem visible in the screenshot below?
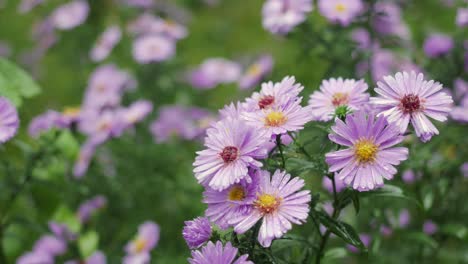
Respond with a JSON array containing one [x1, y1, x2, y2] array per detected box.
[[287, 132, 312, 160], [276, 135, 286, 169]]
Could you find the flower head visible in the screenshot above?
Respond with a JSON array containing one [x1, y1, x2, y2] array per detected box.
[[0, 97, 19, 143], [90, 26, 122, 62], [203, 169, 260, 229], [423, 220, 438, 235], [423, 34, 454, 58], [132, 35, 175, 63], [457, 8, 468, 27], [188, 241, 253, 264], [17, 251, 54, 264], [125, 221, 160, 255], [33, 235, 67, 257], [262, 0, 313, 34], [238, 55, 274, 90], [372, 2, 409, 38], [51, 0, 89, 30], [193, 118, 267, 191], [308, 78, 369, 121], [183, 217, 212, 249], [370, 72, 453, 142], [326, 111, 409, 191], [318, 0, 363, 26], [119, 100, 153, 129], [232, 169, 311, 247], [188, 58, 242, 89]]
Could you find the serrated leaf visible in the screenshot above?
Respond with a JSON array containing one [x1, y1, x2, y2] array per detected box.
[[78, 230, 99, 258], [0, 58, 41, 107], [317, 211, 365, 249]]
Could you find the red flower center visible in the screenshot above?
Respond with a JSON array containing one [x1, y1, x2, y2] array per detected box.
[[258, 95, 275, 109], [220, 146, 239, 163], [400, 94, 421, 113]]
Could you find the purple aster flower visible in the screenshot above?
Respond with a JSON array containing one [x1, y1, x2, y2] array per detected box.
[[325, 111, 409, 191], [372, 2, 409, 39], [182, 217, 212, 249], [242, 97, 312, 137], [238, 55, 274, 90], [351, 28, 371, 50], [401, 169, 420, 184], [132, 35, 175, 63], [51, 0, 89, 30], [322, 174, 346, 193], [454, 78, 468, 100], [142, 17, 188, 40], [17, 251, 54, 264], [188, 241, 253, 264], [0, 40, 11, 57], [119, 100, 153, 129], [90, 26, 122, 62], [370, 72, 453, 142], [48, 222, 77, 241], [0, 97, 19, 143], [150, 105, 215, 143], [262, 0, 313, 35], [18, 0, 43, 13], [123, 253, 149, 264], [231, 169, 311, 247], [73, 140, 97, 178], [193, 118, 268, 191], [65, 251, 106, 264], [347, 233, 371, 253], [33, 235, 67, 257], [28, 110, 64, 138], [398, 209, 411, 228], [219, 102, 249, 120], [308, 78, 369, 121], [203, 169, 261, 229], [423, 34, 454, 58], [380, 224, 393, 237], [450, 104, 468, 123], [456, 8, 468, 27], [244, 76, 304, 111], [76, 195, 107, 223], [318, 0, 364, 26], [125, 221, 160, 256], [423, 220, 438, 235], [188, 58, 242, 89], [79, 110, 124, 144], [461, 162, 468, 178]]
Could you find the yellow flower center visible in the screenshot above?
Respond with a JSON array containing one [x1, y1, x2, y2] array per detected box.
[[335, 3, 346, 12], [254, 194, 281, 214], [354, 139, 378, 163], [247, 64, 261, 76], [62, 106, 81, 117], [134, 238, 147, 253], [331, 92, 349, 106], [265, 111, 287, 127], [228, 185, 245, 201]]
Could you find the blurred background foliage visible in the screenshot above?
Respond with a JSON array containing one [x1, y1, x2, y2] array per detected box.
[[0, 0, 467, 263]]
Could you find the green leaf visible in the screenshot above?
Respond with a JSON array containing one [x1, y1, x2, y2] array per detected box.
[[317, 211, 365, 250], [323, 247, 348, 260], [78, 230, 99, 258], [0, 58, 41, 107], [52, 205, 81, 233], [55, 131, 79, 159], [441, 224, 468, 240], [404, 232, 438, 248], [359, 185, 422, 209]]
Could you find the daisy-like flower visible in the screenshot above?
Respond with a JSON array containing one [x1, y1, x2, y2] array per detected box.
[[125, 221, 160, 257], [132, 35, 175, 63], [194, 118, 267, 191], [182, 217, 212, 249], [219, 102, 249, 120], [318, 0, 364, 26], [33, 235, 67, 257], [188, 58, 242, 90], [50, 0, 89, 30], [370, 72, 453, 142], [238, 55, 274, 90], [188, 241, 253, 264], [0, 97, 19, 143], [423, 34, 454, 58], [308, 78, 369, 121], [203, 169, 261, 229], [78, 110, 123, 144], [244, 76, 304, 111], [262, 0, 313, 35], [231, 169, 311, 247], [242, 98, 312, 137], [325, 111, 409, 191], [90, 25, 122, 62], [119, 100, 153, 129]]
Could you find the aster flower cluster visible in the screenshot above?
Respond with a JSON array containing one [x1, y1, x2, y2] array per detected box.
[[28, 64, 153, 178]]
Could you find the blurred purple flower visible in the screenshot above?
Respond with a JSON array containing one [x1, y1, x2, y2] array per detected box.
[[322, 175, 346, 193], [51, 0, 89, 30], [326, 111, 408, 191], [90, 26, 122, 62], [423, 220, 438, 235], [132, 35, 175, 63], [347, 233, 371, 253], [308, 77, 369, 121], [0, 40, 11, 57], [454, 78, 468, 100], [0, 97, 19, 143], [182, 217, 212, 249], [119, 100, 153, 129], [238, 55, 274, 90], [371, 72, 453, 142], [456, 8, 468, 27], [399, 209, 411, 228], [78, 110, 123, 144], [423, 34, 454, 58], [401, 169, 419, 184], [318, 0, 364, 26], [128, 13, 187, 40], [73, 139, 97, 178], [17, 251, 54, 264], [77, 195, 107, 223], [188, 58, 242, 89], [123, 253, 149, 264], [33, 235, 67, 257], [18, 0, 43, 13], [189, 241, 253, 264], [125, 221, 160, 256], [373, 2, 409, 39], [262, 0, 313, 34], [380, 225, 393, 237], [48, 222, 77, 241], [123, 0, 154, 8], [461, 162, 468, 178], [28, 110, 63, 138], [150, 105, 215, 143], [351, 28, 371, 50]]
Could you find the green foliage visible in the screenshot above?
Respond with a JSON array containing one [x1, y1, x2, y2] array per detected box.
[[0, 58, 41, 107]]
